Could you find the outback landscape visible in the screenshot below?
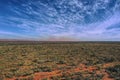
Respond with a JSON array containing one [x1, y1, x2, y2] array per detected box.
[[0, 41, 120, 80], [1, 0, 120, 80]]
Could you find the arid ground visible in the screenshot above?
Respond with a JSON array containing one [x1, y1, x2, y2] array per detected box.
[[0, 41, 120, 80]]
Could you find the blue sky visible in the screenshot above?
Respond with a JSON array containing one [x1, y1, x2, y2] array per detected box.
[[0, 0, 120, 41]]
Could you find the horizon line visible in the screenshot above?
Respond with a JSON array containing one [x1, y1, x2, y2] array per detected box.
[[0, 39, 120, 42]]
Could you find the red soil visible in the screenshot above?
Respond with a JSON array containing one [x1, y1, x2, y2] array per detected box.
[[34, 70, 62, 80], [5, 62, 120, 80], [102, 72, 114, 80]]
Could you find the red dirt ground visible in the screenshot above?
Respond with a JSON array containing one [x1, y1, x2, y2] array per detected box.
[[5, 62, 120, 80]]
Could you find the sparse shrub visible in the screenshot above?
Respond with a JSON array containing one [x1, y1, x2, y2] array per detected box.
[[0, 42, 120, 79], [106, 65, 120, 79], [4, 72, 13, 78], [15, 70, 33, 77], [40, 66, 52, 72], [57, 60, 65, 64]]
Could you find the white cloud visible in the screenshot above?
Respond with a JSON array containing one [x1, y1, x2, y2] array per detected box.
[[1, 0, 120, 41]]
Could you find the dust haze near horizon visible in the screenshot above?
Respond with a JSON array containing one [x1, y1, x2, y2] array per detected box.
[[0, 0, 120, 41]]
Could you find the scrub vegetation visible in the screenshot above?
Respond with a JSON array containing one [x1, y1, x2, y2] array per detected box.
[[0, 41, 120, 80]]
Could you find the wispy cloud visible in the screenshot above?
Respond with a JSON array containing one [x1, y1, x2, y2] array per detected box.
[[0, 0, 120, 41]]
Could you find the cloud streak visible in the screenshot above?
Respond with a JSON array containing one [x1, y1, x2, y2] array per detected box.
[[0, 0, 120, 41]]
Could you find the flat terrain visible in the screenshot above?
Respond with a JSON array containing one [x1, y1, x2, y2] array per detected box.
[[0, 41, 120, 80]]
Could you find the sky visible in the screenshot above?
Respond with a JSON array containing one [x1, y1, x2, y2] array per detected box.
[[0, 0, 120, 41]]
